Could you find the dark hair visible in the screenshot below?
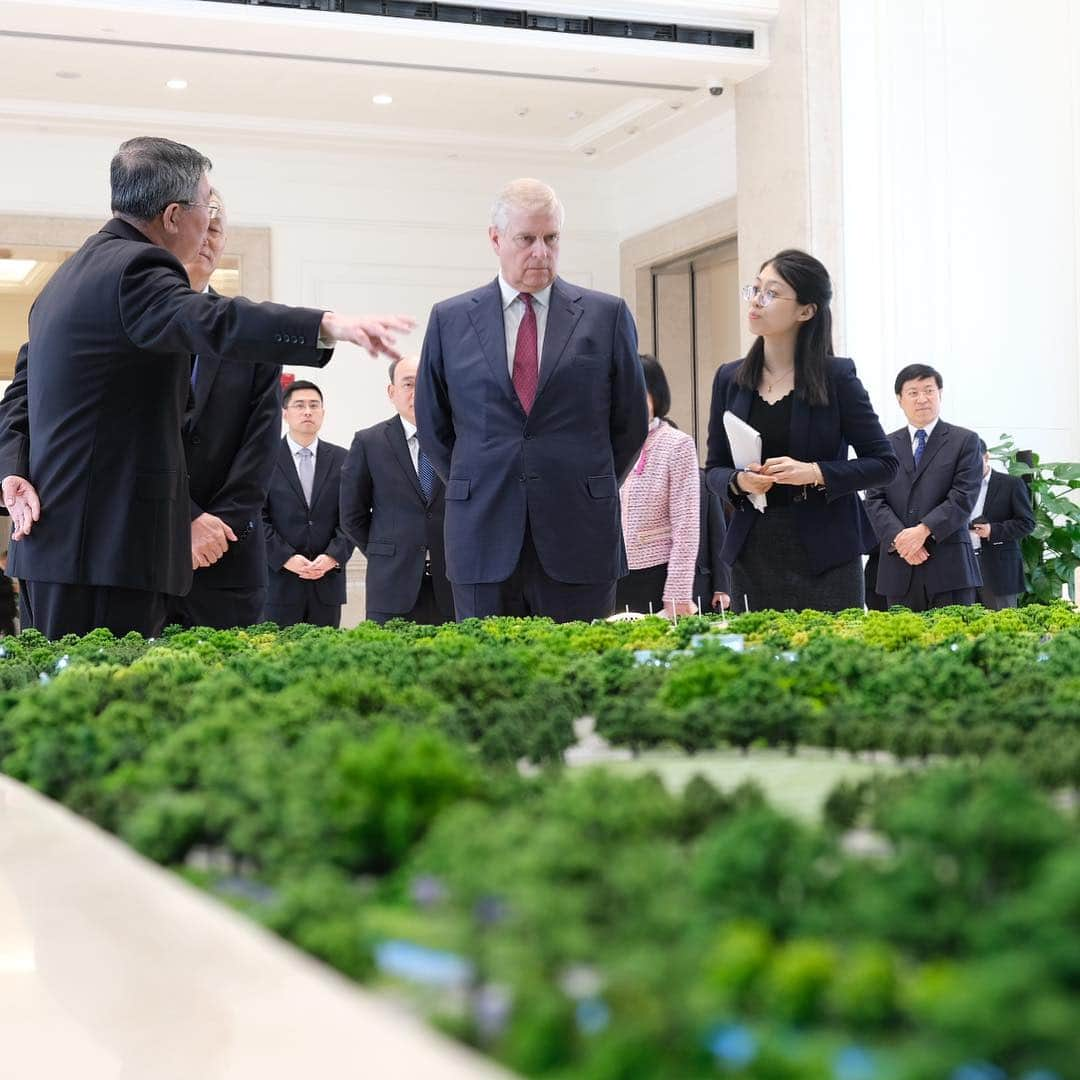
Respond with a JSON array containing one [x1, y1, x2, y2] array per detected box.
[[110, 137, 212, 221], [735, 249, 834, 407], [894, 364, 943, 395], [978, 438, 988, 455], [639, 354, 671, 420], [283, 379, 323, 407]]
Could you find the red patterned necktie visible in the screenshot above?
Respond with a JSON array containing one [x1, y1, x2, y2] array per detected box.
[[512, 292, 539, 414]]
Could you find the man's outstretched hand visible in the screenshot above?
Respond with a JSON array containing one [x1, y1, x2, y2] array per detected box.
[[319, 313, 417, 360], [3, 475, 40, 540]]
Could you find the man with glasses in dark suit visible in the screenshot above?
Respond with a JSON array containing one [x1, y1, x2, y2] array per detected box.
[[0, 136, 412, 639]]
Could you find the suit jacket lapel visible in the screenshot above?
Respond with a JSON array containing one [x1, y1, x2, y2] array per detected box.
[[189, 353, 221, 427], [309, 442, 333, 507], [467, 279, 518, 410], [895, 429, 915, 476], [385, 417, 424, 502], [277, 437, 306, 505], [535, 278, 583, 404], [914, 421, 949, 479]]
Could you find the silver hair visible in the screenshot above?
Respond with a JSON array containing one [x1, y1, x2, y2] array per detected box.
[[110, 136, 211, 221], [490, 178, 565, 234]]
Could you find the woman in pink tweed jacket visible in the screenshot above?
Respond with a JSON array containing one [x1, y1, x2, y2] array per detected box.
[[616, 356, 701, 616]]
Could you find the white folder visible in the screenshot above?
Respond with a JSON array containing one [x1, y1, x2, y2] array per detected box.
[[723, 410, 767, 513]]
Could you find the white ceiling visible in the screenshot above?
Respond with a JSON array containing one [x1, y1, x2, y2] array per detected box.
[[0, 0, 775, 164]]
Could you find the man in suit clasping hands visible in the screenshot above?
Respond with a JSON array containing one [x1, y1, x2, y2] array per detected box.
[[262, 382, 353, 628], [865, 364, 983, 610]]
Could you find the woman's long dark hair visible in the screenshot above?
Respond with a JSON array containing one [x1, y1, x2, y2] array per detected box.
[[735, 248, 835, 406]]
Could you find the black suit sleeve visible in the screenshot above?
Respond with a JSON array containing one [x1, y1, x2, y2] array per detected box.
[[989, 474, 1035, 543], [324, 448, 355, 568], [923, 429, 983, 540], [117, 250, 332, 368], [416, 304, 455, 484], [339, 431, 374, 554], [706, 486, 731, 595], [817, 362, 899, 499], [262, 481, 296, 570], [609, 301, 649, 485], [0, 342, 29, 480], [194, 365, 282, 534]]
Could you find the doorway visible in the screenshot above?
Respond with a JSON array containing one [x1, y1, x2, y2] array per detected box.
[[651, 238, 740, 455]]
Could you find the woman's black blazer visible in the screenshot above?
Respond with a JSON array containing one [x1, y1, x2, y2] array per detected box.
[[705, 357, 899, 575]]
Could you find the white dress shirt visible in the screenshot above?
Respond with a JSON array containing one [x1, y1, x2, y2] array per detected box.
[[286, 434, 319, 480], [907, 418, 939, 456], [969, 469, 991, 549], [498, 274, 552, 376], [399, 416, 420, 474]]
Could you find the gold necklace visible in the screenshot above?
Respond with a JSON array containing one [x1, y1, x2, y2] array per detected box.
[[764, 367, 794, 394]]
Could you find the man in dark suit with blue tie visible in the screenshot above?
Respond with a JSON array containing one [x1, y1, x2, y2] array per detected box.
[[415, 178, 648, 622], [166, 190, 281, 629], [340, 356, 454, 625], [262, 381, 353, 628], [865, 364, 983, 610]]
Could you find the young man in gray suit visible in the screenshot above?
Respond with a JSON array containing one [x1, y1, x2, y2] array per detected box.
[[415, 178, 648, 623], [865, 364, 983, 610]]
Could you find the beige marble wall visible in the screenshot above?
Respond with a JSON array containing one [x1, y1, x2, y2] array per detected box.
[[734, 0, 845, 352]]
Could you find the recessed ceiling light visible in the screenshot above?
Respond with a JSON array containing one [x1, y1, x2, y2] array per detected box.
[[55, 71, 82, 80], [568, 110, 584, 121], [372, 93, 393, 106], [583, 147, 598, 157], [166, 78, 188, 90], [669, 102, 683, 111]]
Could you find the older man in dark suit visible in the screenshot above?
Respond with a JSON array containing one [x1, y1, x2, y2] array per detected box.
[[0, 136, 411, 640], [262, 381, 353, 628], [865, 364, 983, 610], [415, 178, 648, 622], [969, 439, 1035, 609], [340, 356, 454, 625], [166, 189, 282, 630]]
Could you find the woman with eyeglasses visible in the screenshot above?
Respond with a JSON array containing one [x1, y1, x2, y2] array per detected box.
[[705, 249, 898, 613]]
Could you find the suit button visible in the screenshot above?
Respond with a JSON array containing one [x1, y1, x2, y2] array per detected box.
[[299, 336, 306, 345], [290, 335, 298, 344], [426, 511, 433, 519], [307, 520, 313, 526], [519, 475, 525, 483], [525, 434, 533, 440], [274, 333, 282, 343], [191, 434, 201, 446]]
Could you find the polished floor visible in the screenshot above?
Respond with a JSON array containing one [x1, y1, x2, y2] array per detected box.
[[0, 776, 507, 1079]]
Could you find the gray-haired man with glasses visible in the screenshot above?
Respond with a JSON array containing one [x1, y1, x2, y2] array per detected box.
[[0, 135, 413, 639]]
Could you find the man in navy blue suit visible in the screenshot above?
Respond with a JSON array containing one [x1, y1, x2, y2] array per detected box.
[[262, 381, 353, 628], [865, 364, 983, 610], [415, 178, 648, 622], [166, 190, 281, 630]]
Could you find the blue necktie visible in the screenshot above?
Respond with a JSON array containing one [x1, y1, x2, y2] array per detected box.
[[913, 428, 928, 468], [417, 445, 435, 503]]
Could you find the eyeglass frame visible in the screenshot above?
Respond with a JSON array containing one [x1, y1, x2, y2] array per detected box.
[[740, 283, 800, 308], [177, 201, 222, 220]]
